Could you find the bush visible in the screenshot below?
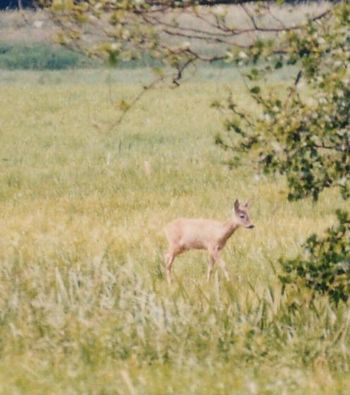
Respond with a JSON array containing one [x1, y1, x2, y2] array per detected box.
[[0, 42, 95, 70], [280, 210, 350, 304]]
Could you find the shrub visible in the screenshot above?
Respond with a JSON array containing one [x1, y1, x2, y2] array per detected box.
[[280, 210, 350, 304]]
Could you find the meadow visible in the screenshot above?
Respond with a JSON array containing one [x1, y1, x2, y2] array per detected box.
[[0, 66, 349, 394]]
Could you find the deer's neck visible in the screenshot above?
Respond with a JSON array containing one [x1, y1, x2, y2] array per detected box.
[[220, 219, 240, 245]]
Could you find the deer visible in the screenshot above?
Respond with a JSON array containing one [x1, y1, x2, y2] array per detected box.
[[163, 199, 254, 283]]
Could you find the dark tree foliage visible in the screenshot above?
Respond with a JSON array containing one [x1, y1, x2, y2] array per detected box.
[[280, 210, 350, 304], [0, 0, 329, 10], [0, 0, 35, 9], [215, 3, 350, 202]]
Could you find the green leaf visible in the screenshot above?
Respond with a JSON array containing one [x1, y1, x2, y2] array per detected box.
[[250, 86, 261, 95]]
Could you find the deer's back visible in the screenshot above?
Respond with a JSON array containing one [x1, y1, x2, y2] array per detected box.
[[164, 218, 223, 250]]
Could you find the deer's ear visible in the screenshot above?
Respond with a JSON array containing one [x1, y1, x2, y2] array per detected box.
[[244, 201, 250, 209], [234, 199, 240, 212]]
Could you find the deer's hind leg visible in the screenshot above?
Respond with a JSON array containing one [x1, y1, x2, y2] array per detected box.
[[165, 251, 175, 284], [165, 245, 184, 284], [207, 256, 215, 281]]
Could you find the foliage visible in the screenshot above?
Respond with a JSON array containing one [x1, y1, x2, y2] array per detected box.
[[44, 0, 331, 83], [0, 0, 321, 10], [215, 2, 350, 202], [280, 210, 350, 304], [0, 0, 34, 9]]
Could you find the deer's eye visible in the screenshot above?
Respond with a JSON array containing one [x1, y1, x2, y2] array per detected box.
[[240, 214, 245, 219]]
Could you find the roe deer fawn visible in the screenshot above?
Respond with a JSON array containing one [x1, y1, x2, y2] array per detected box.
[[164, 199, 254, 283]]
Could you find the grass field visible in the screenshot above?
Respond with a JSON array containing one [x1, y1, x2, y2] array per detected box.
[[0, 68, 349, 394]]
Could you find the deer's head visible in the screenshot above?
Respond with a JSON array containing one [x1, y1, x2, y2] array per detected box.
[[234, 199, 254, 229]]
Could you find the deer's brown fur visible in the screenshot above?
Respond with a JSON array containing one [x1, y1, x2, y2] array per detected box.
[[164, 199, 254, 283]]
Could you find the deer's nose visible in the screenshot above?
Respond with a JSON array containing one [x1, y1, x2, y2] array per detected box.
[[247, 224, 255, 229]]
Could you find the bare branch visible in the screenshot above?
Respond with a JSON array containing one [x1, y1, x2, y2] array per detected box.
[[108, 73, 167, 131]]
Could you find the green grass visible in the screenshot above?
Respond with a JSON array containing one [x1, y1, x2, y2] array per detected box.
[[0, 42, 95, 70], [0, 42, 166, 70], [0, 69, 349, 394]]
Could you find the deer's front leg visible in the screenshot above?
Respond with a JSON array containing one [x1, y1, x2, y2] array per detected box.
[[207, 246, 220, 281], [218, 258, 229, 280]]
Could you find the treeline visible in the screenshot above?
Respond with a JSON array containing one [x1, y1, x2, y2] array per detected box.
[[0, 0, 331, 10], [0, 0, 34, 9]]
